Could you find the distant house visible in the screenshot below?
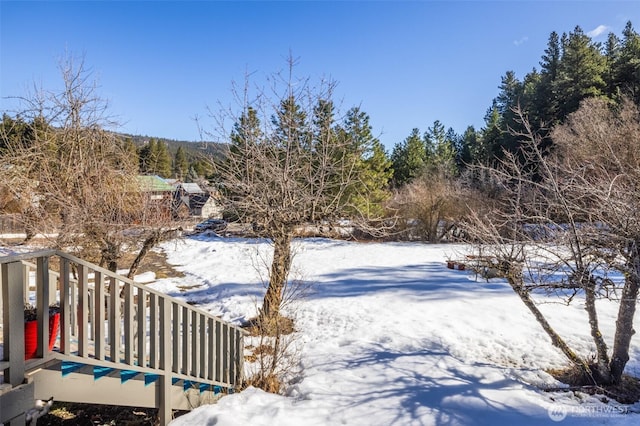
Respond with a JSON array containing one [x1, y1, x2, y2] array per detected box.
[[137, 175, 174, 221], [173, 182, 223, 219], [192, 191, 223, 219]]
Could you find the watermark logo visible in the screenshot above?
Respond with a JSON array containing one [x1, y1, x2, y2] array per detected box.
[[546, 403, 628, 421], [547, 405, 568, 422]]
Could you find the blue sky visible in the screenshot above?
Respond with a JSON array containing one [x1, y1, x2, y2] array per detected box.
[[1, 1, 639, 150]]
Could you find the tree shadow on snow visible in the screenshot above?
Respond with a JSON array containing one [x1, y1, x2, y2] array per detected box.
[[308, 262, 511, 301], [164, 280, 265, 306], [310, 341, 550, 426]]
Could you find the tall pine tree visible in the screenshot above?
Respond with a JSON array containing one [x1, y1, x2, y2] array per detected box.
[[604, 32, 622, 101], [425, 120, 457, 176], [391, 128, 426, 186], [536, 31, 562, 127], [340, 107, 392, 217], [555, 26, 607, 117], [615, 21, 640, 105], [173, 146, 189, 180]]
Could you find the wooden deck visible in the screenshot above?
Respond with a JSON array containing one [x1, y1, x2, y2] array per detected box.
[[1, 250, 245, 425]]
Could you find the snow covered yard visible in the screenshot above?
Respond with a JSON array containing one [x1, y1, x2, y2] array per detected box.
[[150, 236, 639, 424]]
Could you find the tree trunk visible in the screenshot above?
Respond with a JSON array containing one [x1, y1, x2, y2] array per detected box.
[[506, 268, 593, 380], [101, 241, 121, 273], [582, 272, 612, 382], [260, 232, 292, 322], [610, 243, 640, 383], [127, 233, 161, 279]]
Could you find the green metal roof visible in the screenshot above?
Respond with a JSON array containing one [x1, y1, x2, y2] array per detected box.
[[136, 175, 174, 192]]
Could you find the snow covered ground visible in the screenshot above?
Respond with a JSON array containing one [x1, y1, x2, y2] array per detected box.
[[148, 234, 640, 425], [6, 234, 637, 424]]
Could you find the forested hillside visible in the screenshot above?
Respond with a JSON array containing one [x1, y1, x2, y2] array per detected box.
[[117, 133, 225, 181]]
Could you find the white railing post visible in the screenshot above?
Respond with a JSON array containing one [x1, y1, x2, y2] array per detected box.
[[191, 310, 199, 377], [94, 271, 106, 360], [149, 293, 158, 368], [181, 306, 189, 375], [2, 262, 26, 385], [36, 256, 50, 359], [22, 263, 29, 305], [60, 258, 71, 354], [123, 282, 134, 364], [236, 328, 244, 387], [172, 303, 180, 373], [223, 323, 230, 384], [70, 268, 77, 336], [199, 313, 206, 379], [158, 297, 172, 425], [207, 317, 215, 381], [77, 264, 89, 357], [109, 276, 120, 362], [138, 288, 148, 368], [48, 270, 57, 307], [215, 320, 222, 382]]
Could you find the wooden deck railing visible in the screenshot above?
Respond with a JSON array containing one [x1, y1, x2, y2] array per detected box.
[[0, 250, 245, 425]]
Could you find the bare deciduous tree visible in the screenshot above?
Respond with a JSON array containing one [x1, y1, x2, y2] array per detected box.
[[551, 97, 640, 384], [0, 55, 178, 273], [390, 168, 468, 242], [462, 98, 640, 390], [208, 60, 390, 325]]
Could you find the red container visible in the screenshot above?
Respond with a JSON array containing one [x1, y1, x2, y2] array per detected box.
[[24, 313, 60, 360]]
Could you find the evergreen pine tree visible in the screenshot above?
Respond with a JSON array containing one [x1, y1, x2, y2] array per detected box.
[[425, 120, 457, 176], [312, 99, 338, 161], [391, 128, 426, 186], [495, 71, 524, 154], [458, 125, 479, 167], [536, 31, 562, 127], [138, 138, 156, 175], [186, 166, 199, 183], [173, 146, 189, 180], [273, 95, 309, 150], [604, 32, 622, 101], [1, 114, 33, 153], [229, 106, 263, 184], [521, 69, 541, 116], [194, 163, 205, 180], [555, 26, 607, 117], [616, 21, 640, 105], [479, 103, 503, 165], [340, 107, 392, 217], [232, 107, 262, 149], [154, 140, 172, 178]]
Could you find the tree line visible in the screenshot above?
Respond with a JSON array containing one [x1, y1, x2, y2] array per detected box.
[[0, 117, 217, 183], [383, 21, 640, 242], [127, 136, 219, 181], [389, 21, 640, 184]]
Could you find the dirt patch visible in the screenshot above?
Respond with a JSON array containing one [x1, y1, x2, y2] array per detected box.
[[0, 237, 183, 281], [119, 248, 184, 280], [38, 402, 189, 425], [243, 315, 296, 337], [547, 367, 640, 404]]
